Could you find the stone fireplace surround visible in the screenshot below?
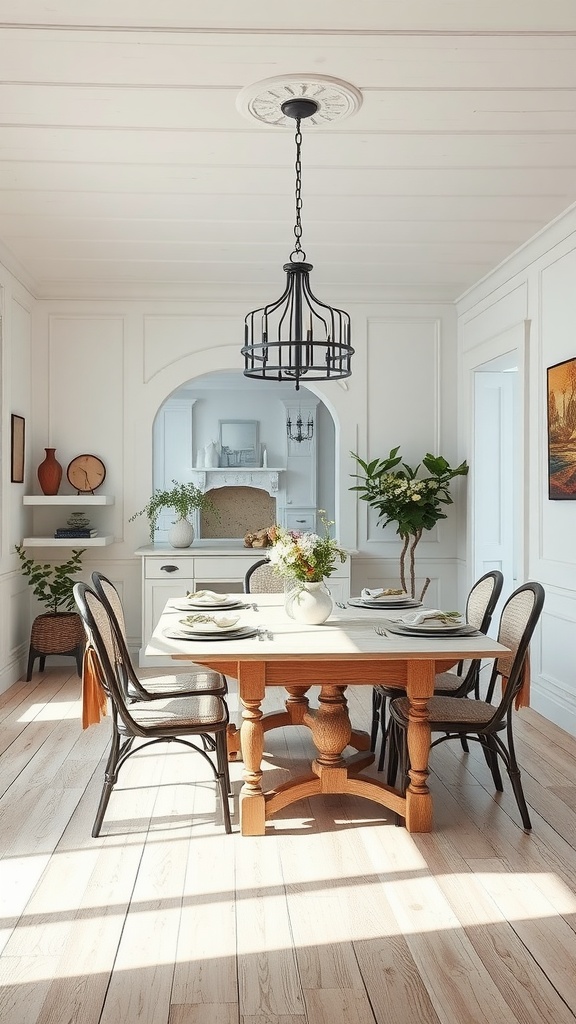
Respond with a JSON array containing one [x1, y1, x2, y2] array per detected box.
[[189, 468, 283, 539]]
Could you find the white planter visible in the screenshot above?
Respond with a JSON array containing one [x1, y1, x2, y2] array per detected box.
[[284, 580, 333, 625], [168, 517, 195, 548]]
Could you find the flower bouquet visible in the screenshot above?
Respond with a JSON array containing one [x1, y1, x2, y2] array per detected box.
[[268, 512, 347, 583], [268, 512, 347, 624]]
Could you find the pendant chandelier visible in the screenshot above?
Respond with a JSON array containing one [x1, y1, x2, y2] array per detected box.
[[286, 409, 314, 443], [242, 95, 355, 392]]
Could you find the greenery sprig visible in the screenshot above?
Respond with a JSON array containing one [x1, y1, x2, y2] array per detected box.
[[15, 545, 85, 615], [130, 479, 219, 540]]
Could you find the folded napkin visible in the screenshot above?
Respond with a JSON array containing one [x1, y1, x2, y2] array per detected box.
[[400, 608, 462, 626], [186, 589, 230, 605], [180, 613, 239, 629], [361, 587, 407, 600], [81, 645, 108, 729]]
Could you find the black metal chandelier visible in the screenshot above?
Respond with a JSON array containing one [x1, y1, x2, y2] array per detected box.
[[242, 97, 354, 392], [286, 409, 314, 443]]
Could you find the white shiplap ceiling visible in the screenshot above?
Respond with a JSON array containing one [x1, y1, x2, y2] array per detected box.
[[1, 1, 576, 301]]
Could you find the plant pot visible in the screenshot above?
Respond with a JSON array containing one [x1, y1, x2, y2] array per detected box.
[[168, 516, 195, 548], [27, 611, 85, 681], [37, 448, 63, 495], [284, 580, 333, 625], [30, 612, 85, 653]]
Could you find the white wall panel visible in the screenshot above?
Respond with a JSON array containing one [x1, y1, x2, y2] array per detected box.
[[458, 209, 576, 736], [47, 315, 124, 540], [365, 317, 440, 545], [143, 315, 238, 383], [461, 283, 527, 352]]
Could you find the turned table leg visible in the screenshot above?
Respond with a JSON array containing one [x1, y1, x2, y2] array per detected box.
[[404, 660, 434, 832], [305, 684, 353, 791], [238, 662, 267, 835]]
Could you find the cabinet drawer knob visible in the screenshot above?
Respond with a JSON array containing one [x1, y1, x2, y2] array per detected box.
[[296, 519, 306, 523], [160, 564, 179, 573]]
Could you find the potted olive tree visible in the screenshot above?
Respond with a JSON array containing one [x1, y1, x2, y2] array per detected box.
[[15, 545, 86, 679], [350, 448, 469, 600], [130, 479, 218, 547]]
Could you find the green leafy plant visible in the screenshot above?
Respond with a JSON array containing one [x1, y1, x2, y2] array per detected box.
[[15, 545, 85, 614], [129, 479, 218, 540], [350, 448, 469, 600]]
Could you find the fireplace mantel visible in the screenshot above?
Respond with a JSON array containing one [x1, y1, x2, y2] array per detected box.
[[190, 467, 284, 496]]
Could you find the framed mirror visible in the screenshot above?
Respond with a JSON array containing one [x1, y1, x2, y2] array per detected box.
[[219, 419, 259, 467]]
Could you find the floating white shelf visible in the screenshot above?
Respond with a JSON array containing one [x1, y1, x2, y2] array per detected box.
[[21, 536, 115, 547], [23, 495, 114, 506]]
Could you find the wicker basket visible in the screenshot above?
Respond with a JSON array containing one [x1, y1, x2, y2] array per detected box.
[[30, 613, 85, 654]]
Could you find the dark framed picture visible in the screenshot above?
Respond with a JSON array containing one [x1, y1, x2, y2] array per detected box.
[[10, 414, 25, 483], [547, 358, 576, 499]]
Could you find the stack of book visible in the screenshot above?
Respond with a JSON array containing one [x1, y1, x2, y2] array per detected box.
[[54, 527, 98, 539]]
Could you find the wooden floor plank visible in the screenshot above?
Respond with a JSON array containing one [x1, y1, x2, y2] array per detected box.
[[2, 669, 576, 1024]]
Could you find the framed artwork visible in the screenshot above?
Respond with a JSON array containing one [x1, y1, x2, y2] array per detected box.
[[547, 357, 576, 499], [219, 419, 259, 467], [10, 414, 25, 483]]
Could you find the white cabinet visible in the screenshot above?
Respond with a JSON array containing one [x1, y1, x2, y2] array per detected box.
[[284, 509, 317, 532], [22, 495, 115, 546], [136, 543, 273, 665]]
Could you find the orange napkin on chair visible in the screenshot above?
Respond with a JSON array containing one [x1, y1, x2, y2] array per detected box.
[[501, 651, 531, 710], [82, 645, 108, 728]]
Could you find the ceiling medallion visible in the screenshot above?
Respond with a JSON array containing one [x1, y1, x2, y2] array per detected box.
[[236, 74, 363, 127]]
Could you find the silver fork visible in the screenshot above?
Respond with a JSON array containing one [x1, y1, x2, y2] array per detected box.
[[335, 601, 347, 609], [374, 625, 391, 637]]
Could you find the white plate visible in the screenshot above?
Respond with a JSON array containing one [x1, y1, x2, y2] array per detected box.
[[178, 614, 241, 634], [164, 626, 259, 642], [184, 593, 239, 607], [385, 620, 475, 637], [348, 597, 422, 610], [173, 599, 244, 612]]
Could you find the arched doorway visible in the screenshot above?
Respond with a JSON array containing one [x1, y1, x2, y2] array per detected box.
[[152, 369, 336, 542]]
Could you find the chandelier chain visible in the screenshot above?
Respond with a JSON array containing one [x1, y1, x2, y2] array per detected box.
[[293, 117, 304, 257]]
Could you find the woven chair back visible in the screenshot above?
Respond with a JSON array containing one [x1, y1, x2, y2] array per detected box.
[[244, 559, 283, 594]]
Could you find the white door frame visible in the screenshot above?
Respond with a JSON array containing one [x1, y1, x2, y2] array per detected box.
[[462, 321, 529, 599]]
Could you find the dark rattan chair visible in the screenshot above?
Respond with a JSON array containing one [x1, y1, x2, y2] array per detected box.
[[91, 571, 227, 702], [244, 557, 283, 594], [386, 581, 545, 831], [74, 582, 232, 837], [373, 569, 504, 771]]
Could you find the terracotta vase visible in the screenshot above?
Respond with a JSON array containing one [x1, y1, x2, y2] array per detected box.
[[37, 448, 63, 495]]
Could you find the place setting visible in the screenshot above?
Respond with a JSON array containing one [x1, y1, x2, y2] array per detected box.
[[163, 610, 262, 642], [375, 607, 480, 638], [170, 589, 255, 613], [348, 587, 423, 611]]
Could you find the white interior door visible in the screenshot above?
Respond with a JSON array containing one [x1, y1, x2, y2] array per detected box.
[[473, 361, 518, 615]]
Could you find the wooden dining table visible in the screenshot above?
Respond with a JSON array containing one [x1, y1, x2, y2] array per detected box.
[[146, 594, 508, 836]]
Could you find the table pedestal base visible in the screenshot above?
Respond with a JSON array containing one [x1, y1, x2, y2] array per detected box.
[[238, 676, 427, 835], [228, 683, 371, 763]]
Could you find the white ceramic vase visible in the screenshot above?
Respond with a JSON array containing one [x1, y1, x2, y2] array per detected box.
[[168, 516, 195, 548], [284, 580, 333, 625], [204, 441, 219, 468]]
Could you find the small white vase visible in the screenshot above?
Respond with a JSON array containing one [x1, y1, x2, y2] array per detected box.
[[168, 516, 195, 548], [205, 441, 219, 468], [284, 580, 333, 625]]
